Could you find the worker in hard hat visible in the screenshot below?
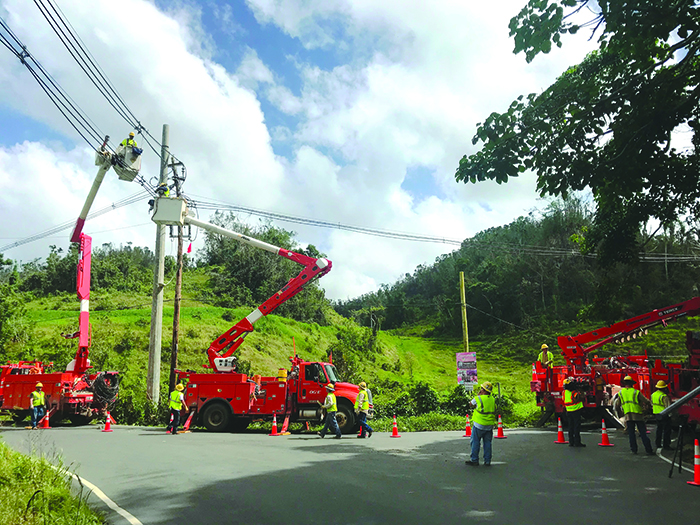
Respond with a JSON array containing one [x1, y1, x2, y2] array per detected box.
[[651, 380, 672, 450], [563, 378, 585, 447], [156, 182, 170, 198], [465, 381, 496, 467], [121, 131, 138, 148], [166, 383, 186, 435], [28, 382, 46, 430], [614, 375, 654, 455], [537, 344, 554, 368], [354, 381, 373, 438], [316, 383, 342, 439]]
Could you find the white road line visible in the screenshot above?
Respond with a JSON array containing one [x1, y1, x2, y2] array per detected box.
[[50, 465, 143, 525], [655, 449, 693, 474]]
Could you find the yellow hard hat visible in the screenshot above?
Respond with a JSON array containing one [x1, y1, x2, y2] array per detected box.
[[563, 378, 572, 385], [129, 132, 135, 137], [656, 380, 668, 389], [480, 381, 493, 393], [36, 382, 43, 387], [175, 384, 184, 391], [541, 344, 549, 350], [623, 375, 636, 383], [359, 382, 367, 389]]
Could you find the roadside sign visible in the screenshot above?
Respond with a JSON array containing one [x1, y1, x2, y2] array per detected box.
[[456, 352, 477, 391]]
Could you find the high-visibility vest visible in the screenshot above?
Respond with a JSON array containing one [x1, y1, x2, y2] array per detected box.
[[326, 393, 337, 413], [619, 387, 642, 415], [564, 389, 583, 411], [651, 390, 668, 415], [354, 390, 369, 411], [472, 394, 496, 426], [30, 391, 45, 407], [121, 138, 137, 148], [538, 351, 553, 365], [169, 390, 183, 411]]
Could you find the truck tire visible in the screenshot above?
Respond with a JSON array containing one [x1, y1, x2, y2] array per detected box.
[[335, 402, 356, 435], [201, 402, 231, 432]]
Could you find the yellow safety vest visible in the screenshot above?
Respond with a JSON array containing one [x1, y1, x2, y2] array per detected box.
[[564, 390, 583, 411], [121, 138, 138, 148], [651, 390, 667, 415], [538, 351, 553, 365], [30, 391, 45, 407], [354, 389, 369, 411], [326, 393, 337, 413], [619, 387, 642, 415], [169, 390, 183, 411], [472, 394, 496, 426]]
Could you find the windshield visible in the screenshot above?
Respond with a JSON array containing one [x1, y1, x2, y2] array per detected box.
[[325, 364, 340, 383]]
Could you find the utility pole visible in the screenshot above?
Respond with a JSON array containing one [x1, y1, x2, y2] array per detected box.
[[169, 159, 184, 393], [459, 271, 469, 352], [147, 124, 169, 403]]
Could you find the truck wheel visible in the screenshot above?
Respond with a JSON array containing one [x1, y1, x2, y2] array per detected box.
[[202, 403, 231, 432], [335, 403, 356, 435], [229, 418, 251, 433]]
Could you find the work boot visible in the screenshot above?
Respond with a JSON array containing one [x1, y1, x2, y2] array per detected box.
[[465, 460, 479, 467], [575, 443, 587, 447], [317, 432, 325, 438], [368, 431, 372, 438]]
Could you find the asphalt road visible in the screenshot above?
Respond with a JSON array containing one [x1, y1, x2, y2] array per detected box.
[[1, 425, 698, 525]]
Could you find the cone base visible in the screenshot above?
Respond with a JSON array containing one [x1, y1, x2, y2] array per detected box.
[[463, 433, 472, 438], [102, 429, 113, 433], [598, 443, 614, 447], [495, 436, 507, 439], [390, 435, 402, 438], [687, 481, 700, 486], [555, 440, 569, 444]]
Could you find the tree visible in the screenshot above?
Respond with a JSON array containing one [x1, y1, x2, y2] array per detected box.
[[456, 0, 700, 264]]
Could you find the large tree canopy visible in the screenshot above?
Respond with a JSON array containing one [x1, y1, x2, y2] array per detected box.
[[456, 0, 700, 263]]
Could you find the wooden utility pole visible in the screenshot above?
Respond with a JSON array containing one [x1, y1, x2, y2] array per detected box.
[[459, 271, 469, 352], [169, 161, 184, 393], [147, 124, 169, 403]]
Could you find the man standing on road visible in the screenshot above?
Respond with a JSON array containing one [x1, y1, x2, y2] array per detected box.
[[355, 381, 373, 438], [651, 380, 673, 451], [614, 376, 654, 455], [28, 382, 46, 430], [317, 383, 342, 439], [166, 384, 186, 435], [465, 381, 496, 467], [563, 378, 585, 447]]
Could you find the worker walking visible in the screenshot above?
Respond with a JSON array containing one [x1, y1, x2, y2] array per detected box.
[[355, 381, 373, 438], [28, 382, 46, 430], [614, 376, 654, 455], [317, 383, 342, 439], [465, 381, 496, 467], [563, 378, 585, 447], [121, 131, 138, 148], [651, 380, 672, 451], [166, 383, 186, 435]]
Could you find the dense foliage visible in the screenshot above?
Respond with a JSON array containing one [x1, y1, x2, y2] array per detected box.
[[456, 0, 700, 265]]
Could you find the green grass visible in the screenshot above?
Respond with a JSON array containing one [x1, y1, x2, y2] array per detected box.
[[0, 439, 104, 525]]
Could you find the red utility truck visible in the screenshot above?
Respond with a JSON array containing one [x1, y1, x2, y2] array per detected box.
[[0, 234, 119, 425], [151, 197, 369, 433], [531, 297, 700, 426]]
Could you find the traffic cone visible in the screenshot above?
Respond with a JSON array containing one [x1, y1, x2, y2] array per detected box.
[[390, 415, 401, 438], [688, 439, 700, 486], [102, 411, 113, 432], [495, 415, 507, 439], [305, 421, 311, 432], [39, 410, 51, 429], [554, 417, 568, 444], [269, 414, 279, 436], [463, 414, 472, 437], [598, 419, 614, 447], [165, 412, 174, 434]]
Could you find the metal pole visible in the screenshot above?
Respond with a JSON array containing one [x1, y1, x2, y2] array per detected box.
[[460, 271, 469, 352], [147, 124, 169, 403], [169, 161, 184, 393]]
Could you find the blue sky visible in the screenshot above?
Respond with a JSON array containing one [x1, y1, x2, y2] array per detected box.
[[0, 0, 597, 299]]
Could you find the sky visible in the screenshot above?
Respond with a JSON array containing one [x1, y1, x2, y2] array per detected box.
[[0, 0, 598, 301]]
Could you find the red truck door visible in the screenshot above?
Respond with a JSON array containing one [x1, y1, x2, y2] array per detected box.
[[298, 363, 327, 404]]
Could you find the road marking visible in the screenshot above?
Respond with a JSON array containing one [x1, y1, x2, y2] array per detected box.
[[50, 465, 143, 525]]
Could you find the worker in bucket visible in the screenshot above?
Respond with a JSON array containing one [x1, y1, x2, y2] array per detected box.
[[614, 375, 654, 455], [651, 380, 673, 450], [166, 383, 186, 435], [28, 382, 46, 430], [563, 378, 586, 447], [537, 344, 553, 368], [355, 381, 373, 438], [316, 383, 342, 439], [121, 131, 138, 148], [465, 381, 496, 467]]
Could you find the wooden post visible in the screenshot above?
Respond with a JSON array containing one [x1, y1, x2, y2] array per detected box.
[[460, 271, 469, 352]]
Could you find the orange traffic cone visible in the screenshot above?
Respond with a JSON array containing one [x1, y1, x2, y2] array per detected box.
[[494, 415, 507, 439], [598, 419, 614, 447], [463, 414, 472, 437], [390, 415, 401, 438], [688, 439, 700, 486], [269, 414, 279, 436], [102, 411, 114, 432], [39, 410, 51, 429], [165, 412, 174, 434], [554, 417, 568, 444], [305, 421, 311, 432]]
